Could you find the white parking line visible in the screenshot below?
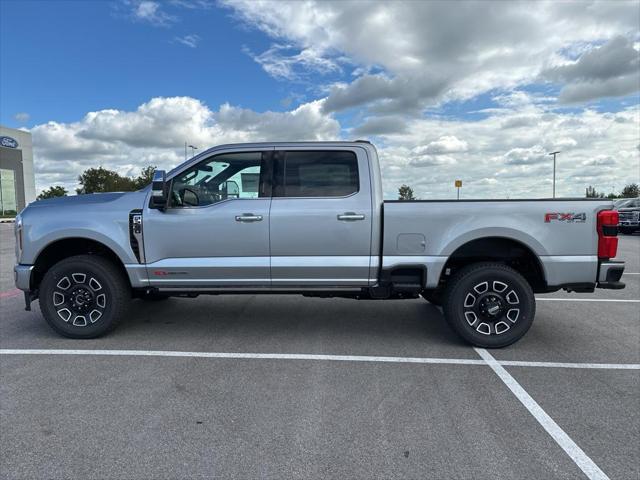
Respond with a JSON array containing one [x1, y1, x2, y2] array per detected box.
[[499, 360, 640, 370], [475, 348, 610, 480], [0, 349, 638, 370], [536, 298, 639, 303]]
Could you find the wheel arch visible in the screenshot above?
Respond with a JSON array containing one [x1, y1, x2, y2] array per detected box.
[[438, 236, 547, 293], [31, 237, 131, 291]]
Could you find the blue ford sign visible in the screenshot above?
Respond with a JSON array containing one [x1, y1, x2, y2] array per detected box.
[[0, 136, 19, 149]]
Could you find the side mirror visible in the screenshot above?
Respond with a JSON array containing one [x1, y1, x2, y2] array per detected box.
[[149, 170, 168, 210]]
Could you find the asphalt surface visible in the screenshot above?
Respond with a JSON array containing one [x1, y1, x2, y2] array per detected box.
[[1, 223, 638, 479]]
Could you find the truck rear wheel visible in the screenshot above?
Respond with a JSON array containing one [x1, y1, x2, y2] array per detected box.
[[442, 262, 535, 348], [39, 255, 130, 339]]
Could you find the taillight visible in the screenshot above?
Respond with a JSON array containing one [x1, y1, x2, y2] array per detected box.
[[597, 210, 618, 260]]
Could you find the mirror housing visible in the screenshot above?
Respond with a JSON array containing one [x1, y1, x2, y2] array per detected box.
[[149, 170, 168, 210]]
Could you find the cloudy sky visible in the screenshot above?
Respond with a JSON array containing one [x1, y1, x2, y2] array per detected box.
[[1, 0, 639, 198]]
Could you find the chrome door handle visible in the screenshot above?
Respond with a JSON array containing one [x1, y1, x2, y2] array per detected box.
[[337, 212, 365, 221], [235, 213, 263, 222]]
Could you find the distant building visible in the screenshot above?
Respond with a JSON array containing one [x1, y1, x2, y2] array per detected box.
[[0, 126, 36, 214]]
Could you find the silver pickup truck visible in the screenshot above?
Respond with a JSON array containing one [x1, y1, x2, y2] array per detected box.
[[14, 141, 625, 347]]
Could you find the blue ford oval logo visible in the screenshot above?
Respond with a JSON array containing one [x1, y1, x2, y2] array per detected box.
[[0, 136, 19, 149]]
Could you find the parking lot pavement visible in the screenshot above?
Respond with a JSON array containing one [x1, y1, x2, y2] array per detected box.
[[1, 224, 639, 479], [504, 367, 639, 480], [0, 356, 587, 480]]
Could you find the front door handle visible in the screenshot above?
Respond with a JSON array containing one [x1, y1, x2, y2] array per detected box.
[[235, 213, 263, 222], [337, 212, 365, 221]]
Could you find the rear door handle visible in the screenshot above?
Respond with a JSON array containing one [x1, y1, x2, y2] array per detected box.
[[235, 213, 263, 222], [337, 212, 365, 221]]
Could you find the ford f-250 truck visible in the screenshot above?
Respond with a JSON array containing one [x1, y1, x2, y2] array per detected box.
[[14, 141, 625, 347]]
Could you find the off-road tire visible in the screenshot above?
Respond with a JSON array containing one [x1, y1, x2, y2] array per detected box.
[[39, 254, 130, 338], [442, 262, 535, 348]]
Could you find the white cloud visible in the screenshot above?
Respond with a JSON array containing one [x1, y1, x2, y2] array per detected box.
[[30, 96, 339, 192], [13, 112, 30, 123], [243, 44, 342, 81], [174, 34, 200, 48], [223, 0, 640, 111], [29, 95, 639, 199], [503, 146, 548, 165], [129, 0, 176, 27], [542, 36, 640, 103], [372, 103, 639, 199], [415, 136, 468, 155]]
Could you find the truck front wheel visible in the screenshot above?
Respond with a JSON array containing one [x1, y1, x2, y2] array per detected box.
[[39, 255, 130, 339], [442, 263, 535, 348]]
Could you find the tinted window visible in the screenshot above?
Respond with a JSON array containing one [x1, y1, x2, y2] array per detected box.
[[275, 151, 359, 197], [170, 152, 266, 207]]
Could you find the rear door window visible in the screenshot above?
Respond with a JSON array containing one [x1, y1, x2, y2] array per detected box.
[[274, 151, 359, 198]]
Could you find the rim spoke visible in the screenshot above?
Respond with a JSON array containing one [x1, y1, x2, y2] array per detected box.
[[476, 322, 491, 335], [506, 308, 520, 323], [89, 277, 102, 291], [464, 293, 476, 307], [72, 273, 86, 284], [474, 282, 488, 294], [57, 308, 72, 322], [464, 311, 478, 326], [96, 294, 106, 309], [56, 277, 71, 290], [52, 292, 65, 306], [495, 321, 510, 334], [493, 281, 508, 293]]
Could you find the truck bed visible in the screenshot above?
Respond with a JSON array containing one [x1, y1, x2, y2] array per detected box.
[[382, 198, 613, 289]]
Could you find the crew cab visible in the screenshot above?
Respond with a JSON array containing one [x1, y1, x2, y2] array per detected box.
[[14, 142, 625, 347]]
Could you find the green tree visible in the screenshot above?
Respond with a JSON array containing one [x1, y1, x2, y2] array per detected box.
[[37, 185, 68, 200], [585, 185, 604, 198], [133, 165, 156, 189], [398, 184, 416, 201], [620, 183, 639, 198], [76, 167, 135, 194]]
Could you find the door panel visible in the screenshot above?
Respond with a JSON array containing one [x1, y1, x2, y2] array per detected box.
[[143, 150, 271, 287], [269, 148, 373, 286], [143, 199, 271, 286]]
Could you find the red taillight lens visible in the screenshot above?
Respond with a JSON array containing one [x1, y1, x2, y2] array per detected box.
[[597, 210, 618, 259]]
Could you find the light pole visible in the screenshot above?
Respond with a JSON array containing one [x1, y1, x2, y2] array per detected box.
[[548, 151, 560, 198], [188, 145, 198, 158]]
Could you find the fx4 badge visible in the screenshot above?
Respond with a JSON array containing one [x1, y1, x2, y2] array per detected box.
[[544, 212, 587, 223]]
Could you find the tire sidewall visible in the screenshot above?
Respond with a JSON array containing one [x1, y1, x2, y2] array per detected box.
[[39, 257, 124, 338], [445, 265, 535, 348]]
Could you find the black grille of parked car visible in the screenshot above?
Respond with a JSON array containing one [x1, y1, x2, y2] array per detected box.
[[619, 211, 639, 222]]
